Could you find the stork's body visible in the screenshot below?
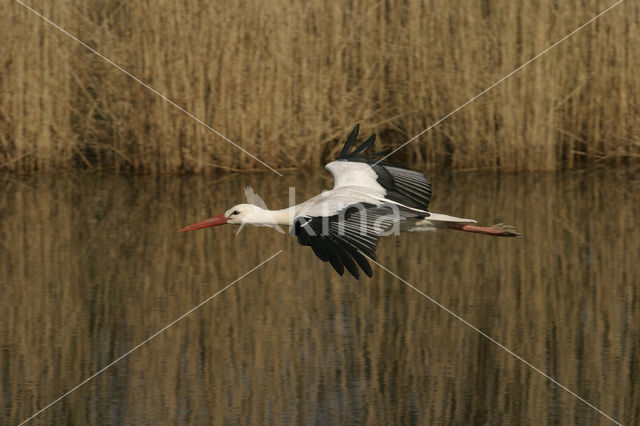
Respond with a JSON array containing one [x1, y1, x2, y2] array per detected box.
[[182, 125, 521, 278]]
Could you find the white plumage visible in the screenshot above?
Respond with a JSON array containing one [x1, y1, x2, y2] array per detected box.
[[181, 125, 521, 278]]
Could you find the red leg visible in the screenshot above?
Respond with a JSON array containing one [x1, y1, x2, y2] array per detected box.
[[447, 223, 523, 238]]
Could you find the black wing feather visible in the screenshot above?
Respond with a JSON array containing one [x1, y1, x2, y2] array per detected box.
[[294, 203, 422, 278], [340, 243, 373, 277], [308, 236, 330, 262], [296, 220, 344, 275], [296, 126, 431, 278], [350, 134, 376, 157], [339, 124, 360, 158], [327, 237, 360, 279], [324, 242, 345, 275], [335, 126, 432, 211]]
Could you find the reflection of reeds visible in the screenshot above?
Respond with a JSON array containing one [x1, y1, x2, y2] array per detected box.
[[1, 171, 638, 423], [2, 1, 639, 173]]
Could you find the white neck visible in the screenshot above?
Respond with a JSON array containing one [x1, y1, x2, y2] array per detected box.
[[248, 205, 301, 226]]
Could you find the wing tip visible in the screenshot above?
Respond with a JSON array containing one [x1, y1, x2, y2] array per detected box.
[[337, 124, 392, 161], [339, 124, 360, 158]]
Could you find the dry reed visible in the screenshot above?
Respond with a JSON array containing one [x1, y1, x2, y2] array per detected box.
[[1, 0, 639, 173]]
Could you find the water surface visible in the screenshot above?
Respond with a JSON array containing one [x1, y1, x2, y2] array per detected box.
[[1, 170, 638, 424]]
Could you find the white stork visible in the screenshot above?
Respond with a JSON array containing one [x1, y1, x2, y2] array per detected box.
[[181, 125, 521, 278]]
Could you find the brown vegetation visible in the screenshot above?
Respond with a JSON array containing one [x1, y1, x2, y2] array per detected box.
[[1, 0, 639, 173]]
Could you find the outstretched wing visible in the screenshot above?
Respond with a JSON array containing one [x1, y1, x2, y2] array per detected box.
[[293, 202, 418, 279], [244, 186, 268, 209], [326, 124, 432, 212]]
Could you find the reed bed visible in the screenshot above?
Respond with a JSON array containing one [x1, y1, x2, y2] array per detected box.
[[1, 0, 639, 173]]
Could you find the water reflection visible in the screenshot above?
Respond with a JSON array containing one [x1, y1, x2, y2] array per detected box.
[[1, 170, 638, 424]]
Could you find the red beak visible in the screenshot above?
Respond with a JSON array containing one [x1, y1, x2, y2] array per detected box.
[[180, 213, 229, 232]]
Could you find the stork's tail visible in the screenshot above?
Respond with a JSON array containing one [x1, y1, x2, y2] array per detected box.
[[447, 222, 523, 238]]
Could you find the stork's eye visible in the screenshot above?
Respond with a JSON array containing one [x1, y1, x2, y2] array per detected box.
[[231, 210, 239, 216]]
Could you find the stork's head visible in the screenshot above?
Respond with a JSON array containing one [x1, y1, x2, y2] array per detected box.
[[180, 203, 267, 232]]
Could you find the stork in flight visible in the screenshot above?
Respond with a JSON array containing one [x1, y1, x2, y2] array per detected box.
[[181, 125, 521, 278]]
